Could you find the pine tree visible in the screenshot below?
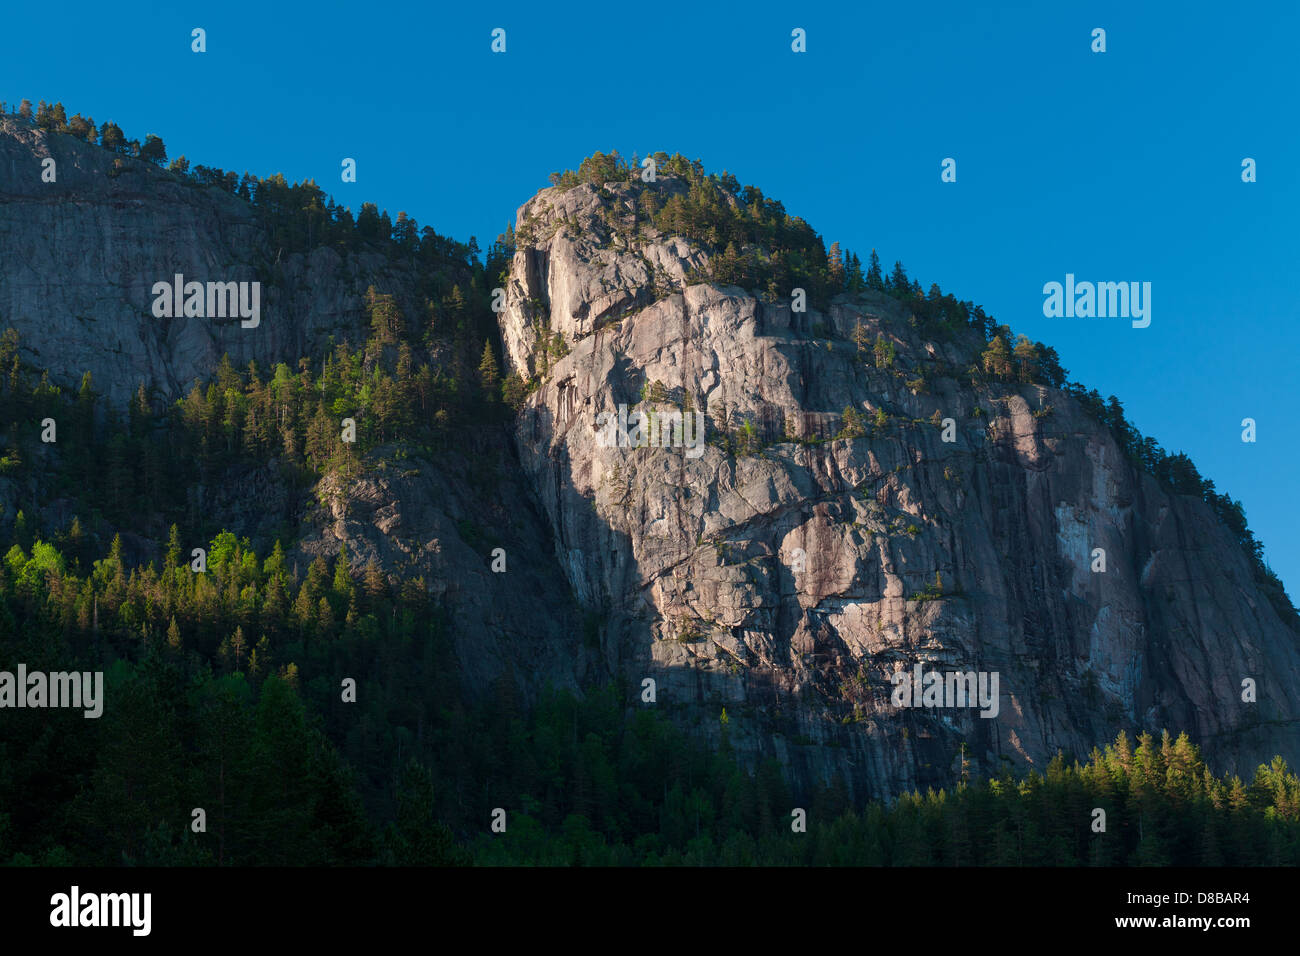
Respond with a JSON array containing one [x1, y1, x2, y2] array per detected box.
[[366, 286, 405, 344], [838, 406, 866, 439], [67, 112, 91, 141], [852, 318, 871, 357], [98, 121, 125, 153], [363, 561, 386, 605], [332, 544, 354, 602], [846, 251, 864, 291], [477, 341, 500, 400], [1012, 334, 1040, 383], [231, 625, 247, 668], [888, 260, 909, 293], [867, 250, 884, 291], [501, 372, 527, 409], [873, 333, 895, 369], [827, 242, 845, 288], [139, 134, 167, 166], [445, 285, 467, 328], [981, 334, 1013, 380], [67, 516, 83, 566]]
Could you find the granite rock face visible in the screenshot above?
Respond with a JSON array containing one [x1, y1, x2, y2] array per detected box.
[[498, 177, 1300, 800], [0, 115, 409, 405], [288, 438, 592, 702], [0, 118, 587, 703], [4, 118, 1297, 801]]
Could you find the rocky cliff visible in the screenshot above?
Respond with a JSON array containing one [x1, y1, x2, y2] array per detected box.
[[498, 178, 1300, 801], [0, 116, 588, 704], [0, 115, 410, 405], [3, 116, 1297, 803]]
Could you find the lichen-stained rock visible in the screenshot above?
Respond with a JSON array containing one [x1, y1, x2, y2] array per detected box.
[[498, 175, 1300, 802]]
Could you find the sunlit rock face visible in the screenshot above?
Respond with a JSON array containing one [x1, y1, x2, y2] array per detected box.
[[499, 176, 1300, 801], [3, 117, 1294, 802]]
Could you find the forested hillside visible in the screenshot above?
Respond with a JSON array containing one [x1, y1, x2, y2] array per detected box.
[[1, 103, 1297, 865]]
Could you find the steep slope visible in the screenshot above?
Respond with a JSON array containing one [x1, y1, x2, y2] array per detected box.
[[0, 115, 586, 702], [498, 175, 1300, 801]]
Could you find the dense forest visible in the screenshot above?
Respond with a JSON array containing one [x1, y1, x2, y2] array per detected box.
[[2, 511, 1298, 867], [0, 105, 1296, 865], [0, 325, 1295, 868]]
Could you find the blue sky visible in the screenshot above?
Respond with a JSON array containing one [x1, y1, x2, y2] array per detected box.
[[4, 0, 1298, 595]]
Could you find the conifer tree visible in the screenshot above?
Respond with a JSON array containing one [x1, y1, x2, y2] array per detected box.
[[332, 544, 354, 602], [477, 341, 500, 400], [981, 334, 1013, 380], [1012, 334, 1040, 383], [139, 134, 167, 166], [873, 333, 895, 369], [98, 121, 125, 153]]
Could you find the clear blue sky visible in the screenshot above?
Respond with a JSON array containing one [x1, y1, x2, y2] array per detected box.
[[4, 0, 1298, 596]]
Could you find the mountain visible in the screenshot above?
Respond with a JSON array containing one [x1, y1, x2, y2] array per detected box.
[[494, 164, 1300, 800], [1, 114, 1297, 816]]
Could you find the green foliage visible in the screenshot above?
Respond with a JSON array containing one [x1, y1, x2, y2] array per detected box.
[[8, 96, 483, 275], [873, 333, 896, 369], [0, 298, 504, 547], [837, 406, 867, 440], [640, 379, 669, 405], [1, 520, 1298, 866], [1, 128, 1293, 865], [469, 712, 1300, 865], [138, 133, 166, 166], [909, 570, 947, 603], [477, 340, 500, 399]]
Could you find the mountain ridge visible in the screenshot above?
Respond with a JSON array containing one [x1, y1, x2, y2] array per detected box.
[[0, 110, 1296, 804], [494, 156, 1300, 798]]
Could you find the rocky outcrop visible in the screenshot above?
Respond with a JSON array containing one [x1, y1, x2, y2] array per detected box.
[[0, 115, 408, 405], [5, 115, 1297, 802], [500, 181, 705, 377], [498, 177, 1300, 801], [0, 118, 587, 703]]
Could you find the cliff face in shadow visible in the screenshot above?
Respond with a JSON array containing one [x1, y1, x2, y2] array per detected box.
[[498, 178, 1300, 801]]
